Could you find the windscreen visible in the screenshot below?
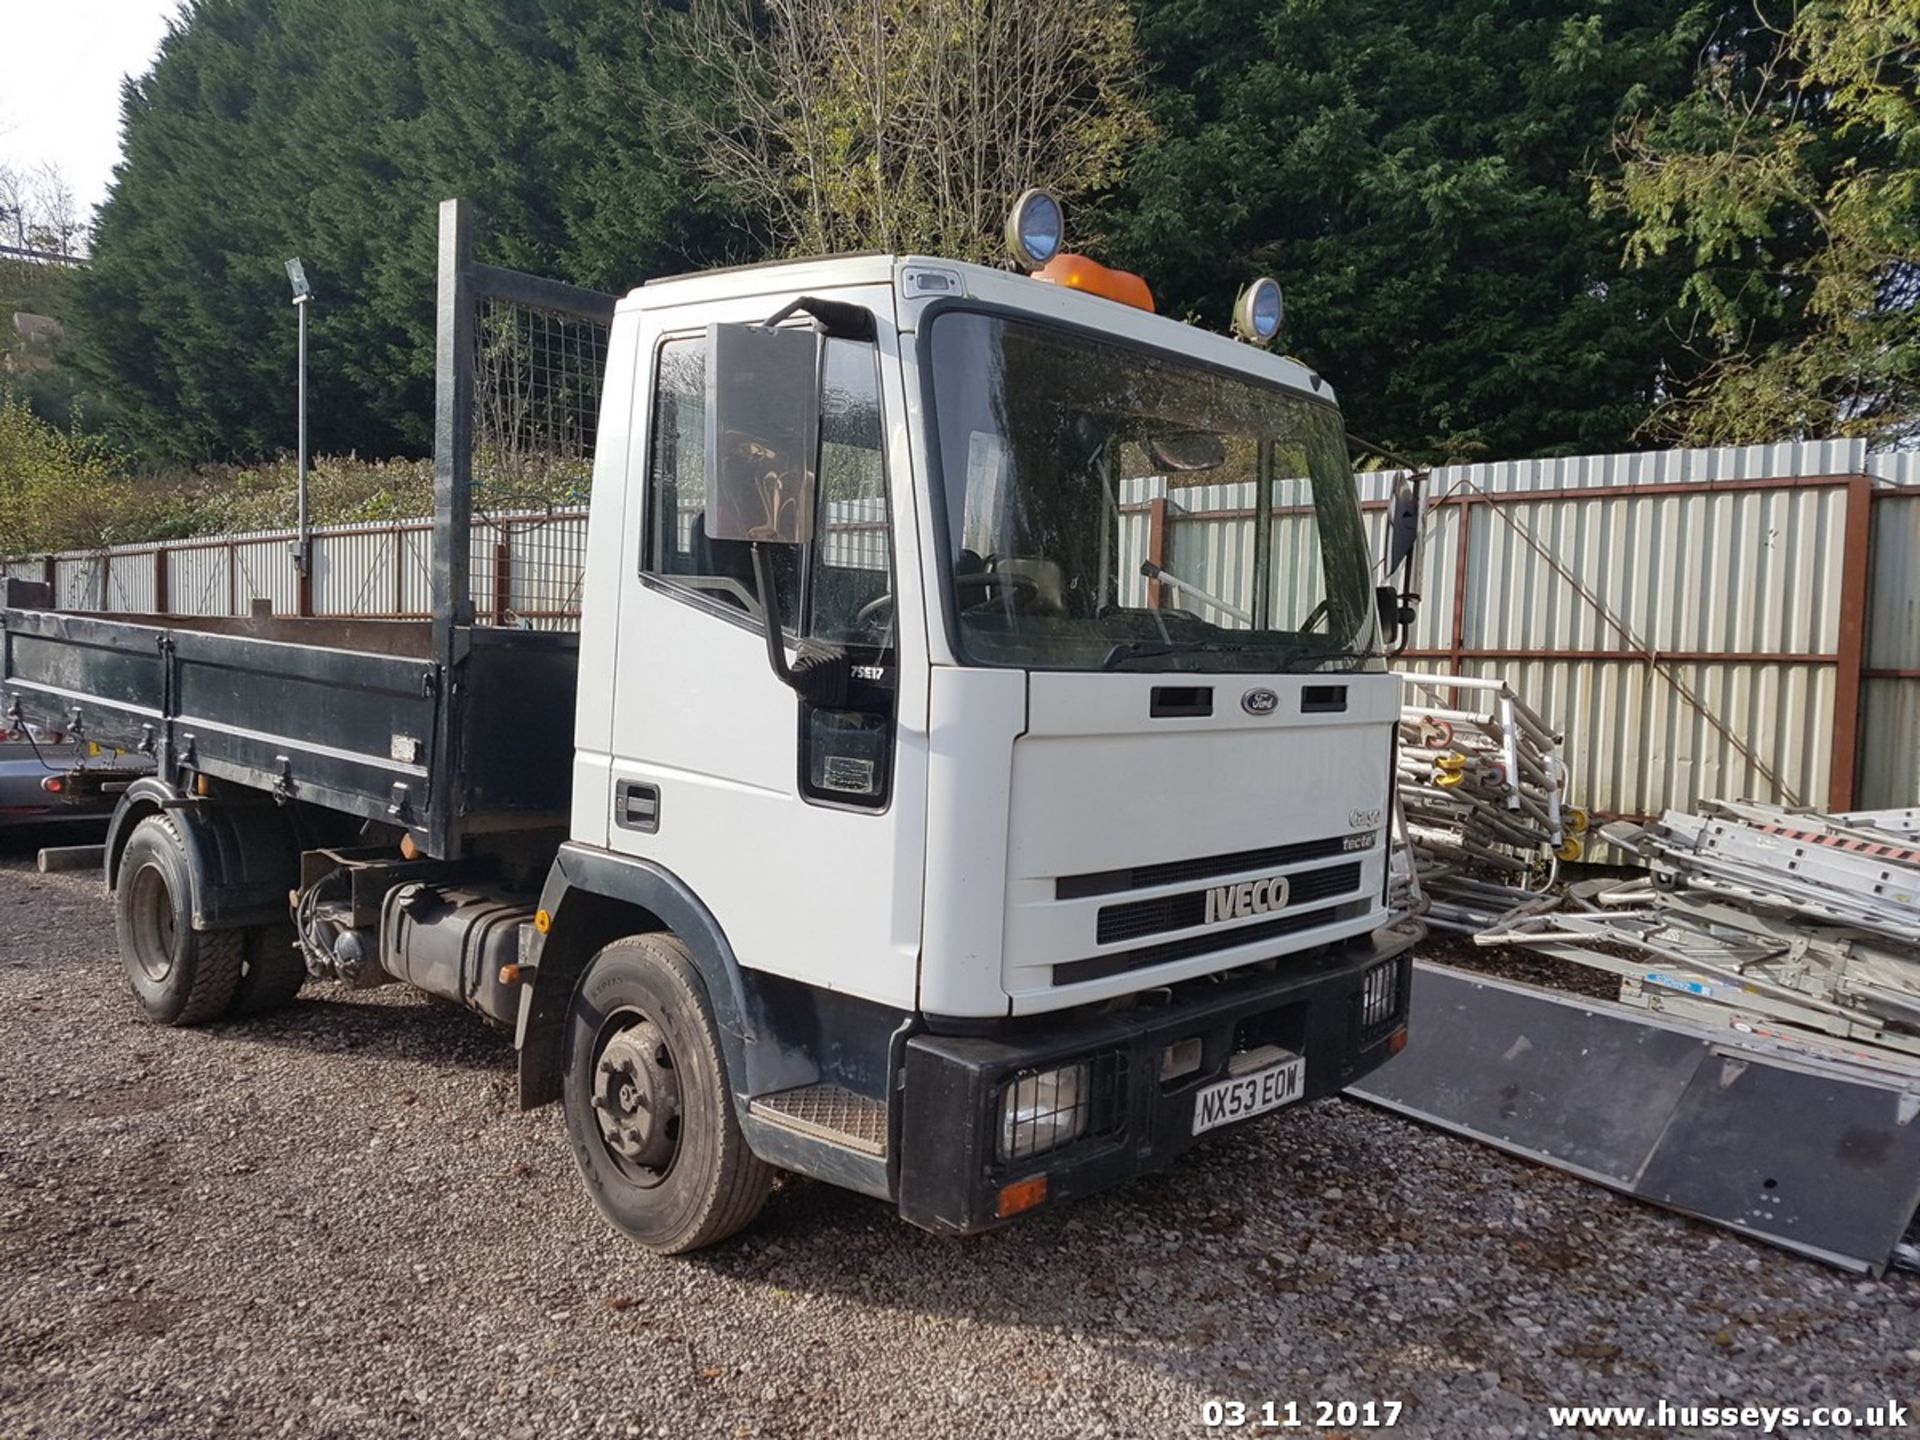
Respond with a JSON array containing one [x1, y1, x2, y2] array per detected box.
[[928, 312, 1380, 673]]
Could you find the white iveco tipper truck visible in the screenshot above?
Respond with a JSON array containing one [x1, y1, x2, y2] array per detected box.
[[1, 193, 1424, 1252]]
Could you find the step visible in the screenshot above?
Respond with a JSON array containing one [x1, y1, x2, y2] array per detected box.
[[748, 1084, 888, 1158]]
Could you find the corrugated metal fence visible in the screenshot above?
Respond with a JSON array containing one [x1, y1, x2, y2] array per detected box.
[[7, 440, 1917, 816], [0, 498, 889, 629], [2, 509, 589, 630]]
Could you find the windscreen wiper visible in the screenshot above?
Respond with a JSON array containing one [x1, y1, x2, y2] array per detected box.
[[1100, 639, 1269, 671]]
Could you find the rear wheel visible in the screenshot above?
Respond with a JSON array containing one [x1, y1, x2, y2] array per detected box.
[[114, 815, 244, 1026], [562, 933, 772, 1253], [227, 922, 306, 1017]]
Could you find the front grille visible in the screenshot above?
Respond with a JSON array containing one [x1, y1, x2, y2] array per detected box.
[[1095, 861, 1364, 945], [1054, 898, 1372, 987], [1056, 832, 1370, 900]]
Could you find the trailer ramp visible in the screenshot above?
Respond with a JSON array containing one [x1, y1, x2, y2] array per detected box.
[[1349, 961, 1920, 1274]]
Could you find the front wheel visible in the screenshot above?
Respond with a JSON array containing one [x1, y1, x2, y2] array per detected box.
[[562, 933, 772, 1253]]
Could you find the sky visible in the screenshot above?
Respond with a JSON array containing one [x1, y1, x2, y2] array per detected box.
[[1, 0, 182, 227]]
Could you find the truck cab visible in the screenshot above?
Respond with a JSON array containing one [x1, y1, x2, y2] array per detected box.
[[535, 246, 1419, 1244]]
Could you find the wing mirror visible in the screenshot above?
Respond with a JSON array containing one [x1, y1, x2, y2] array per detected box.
[[704, 321, 821, 547], [1386, 476, 1421, 573], [1378, 471, 1426, 655], [704, 304, 877, 707]]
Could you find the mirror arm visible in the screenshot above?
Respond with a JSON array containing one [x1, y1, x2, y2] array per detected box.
[[761, 295, 877, 342], [752, 543, 850, 707], [1389, 588, 1421, 657]]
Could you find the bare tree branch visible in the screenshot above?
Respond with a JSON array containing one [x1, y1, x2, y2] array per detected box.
[[648, 0, 1152, 263]]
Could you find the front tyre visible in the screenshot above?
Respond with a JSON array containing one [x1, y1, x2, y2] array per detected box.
[[114, 814, 244, 1026], [562, 933, 771, 1253]]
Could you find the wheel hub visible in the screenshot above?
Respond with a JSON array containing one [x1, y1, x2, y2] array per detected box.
[[130, 864, 176, 983], [591, 1019, 681, 1172]]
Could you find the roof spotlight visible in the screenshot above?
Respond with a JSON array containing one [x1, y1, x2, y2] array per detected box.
[[1005, 188, 1065, 271], [1232, 277, 1284, 343]]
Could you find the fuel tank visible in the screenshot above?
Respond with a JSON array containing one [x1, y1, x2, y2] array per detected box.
[[380, 883, 533, 1026]]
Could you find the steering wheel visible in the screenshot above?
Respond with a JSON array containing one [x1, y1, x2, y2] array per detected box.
[[1299, 597, 1330, 634], [956, 571, 1041, 613], [856, 572, 1044, 627]]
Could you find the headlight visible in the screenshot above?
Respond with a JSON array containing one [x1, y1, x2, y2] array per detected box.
[[1360, 957, 1404, 1038], [997, 1061, 1090, 1163], [1232, 276, 1284, 343], [1004, 187, 1065, 271]]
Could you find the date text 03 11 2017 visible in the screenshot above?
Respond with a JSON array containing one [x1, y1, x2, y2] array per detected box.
[[1203, 1399, 1405, 1429]]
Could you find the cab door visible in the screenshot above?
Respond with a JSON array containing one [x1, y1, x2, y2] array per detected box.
[[602, 284, 928, 1013]]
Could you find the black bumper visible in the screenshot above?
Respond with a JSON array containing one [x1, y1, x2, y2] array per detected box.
[[896, 925, 1418, 1234]]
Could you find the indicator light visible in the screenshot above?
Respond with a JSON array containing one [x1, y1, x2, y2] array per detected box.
[[1033, 253, 1155, 313], [996, 1174, 1049, 1218]]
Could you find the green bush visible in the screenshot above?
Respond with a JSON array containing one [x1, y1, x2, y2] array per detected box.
[[125, 454, 439, 538], [2, 394, 438, 553], [0, 388, 130, 553], [1, 404, 595, 556]]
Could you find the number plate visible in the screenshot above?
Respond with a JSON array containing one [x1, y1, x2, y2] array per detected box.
[[1191, 1055, 1305, 1135]]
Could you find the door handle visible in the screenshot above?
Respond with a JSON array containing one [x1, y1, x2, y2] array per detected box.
[[614, 780, 660, 833]]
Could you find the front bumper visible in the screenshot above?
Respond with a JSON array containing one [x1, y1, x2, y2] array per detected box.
[[896, 923, 1419, 1233]]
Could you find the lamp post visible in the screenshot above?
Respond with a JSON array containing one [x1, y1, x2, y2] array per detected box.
[[284, 258, 313, 576]]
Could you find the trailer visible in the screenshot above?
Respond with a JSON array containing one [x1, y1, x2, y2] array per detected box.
[[4, 195, 1424, 1252]]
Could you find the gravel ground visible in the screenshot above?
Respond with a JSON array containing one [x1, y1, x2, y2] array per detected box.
[[1402, 934, 1624, 1002], [1, 839, 1915, 1440]]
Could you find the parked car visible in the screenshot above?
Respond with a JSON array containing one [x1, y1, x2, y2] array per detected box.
[[0, 730, 153, 831]]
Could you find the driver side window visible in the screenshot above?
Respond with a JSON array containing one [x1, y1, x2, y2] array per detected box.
[[807, 339, 893, 645]]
